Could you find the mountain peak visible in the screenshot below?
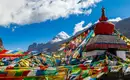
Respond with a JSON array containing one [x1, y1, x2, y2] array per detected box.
[[51, 31, 70, 43], [0, 38, 4, 49]]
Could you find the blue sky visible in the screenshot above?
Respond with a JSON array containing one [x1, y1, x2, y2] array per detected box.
[[0, 0, 130, 50]]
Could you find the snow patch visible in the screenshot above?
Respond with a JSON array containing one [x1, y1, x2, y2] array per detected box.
[[50, 31, 70, 43]]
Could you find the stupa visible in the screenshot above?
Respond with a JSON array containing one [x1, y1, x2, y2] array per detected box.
[[84, 7, 129, 60]]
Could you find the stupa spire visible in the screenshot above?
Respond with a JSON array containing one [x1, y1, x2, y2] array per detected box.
[[99, 7, 108, 21]]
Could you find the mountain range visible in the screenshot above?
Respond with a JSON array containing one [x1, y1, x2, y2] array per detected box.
[[27, 17, 130, 53]]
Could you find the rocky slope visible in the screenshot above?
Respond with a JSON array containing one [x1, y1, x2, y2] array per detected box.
[[115, 17, 130, 38]]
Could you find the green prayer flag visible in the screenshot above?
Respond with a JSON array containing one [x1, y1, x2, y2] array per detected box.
[[24, 77, 38, 80], [15, 70, 23, 76]]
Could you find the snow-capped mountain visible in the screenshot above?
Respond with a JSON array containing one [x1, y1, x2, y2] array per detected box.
[[50, 31, 70, 43], [28, 31, 70, 52]]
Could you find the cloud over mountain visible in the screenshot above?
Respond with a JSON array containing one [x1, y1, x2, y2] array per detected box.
[[73, 21, 92, 35], [108, 17, 122, 22], [0, 0, 102, 26]]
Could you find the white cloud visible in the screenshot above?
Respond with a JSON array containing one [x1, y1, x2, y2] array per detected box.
[[16, 48, 24, 51], [11, 26, 17, 32], [73, 17, 122, 35], [73, 21, 85, 35], [73, 21, 92, 35], [85, 9, 92, 15], [94, 20, 99, 24], [12, 28, 15, 32], [108, 17, 122, 22], [94, 17, 122, 24], [0, 0, 102, 26]]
